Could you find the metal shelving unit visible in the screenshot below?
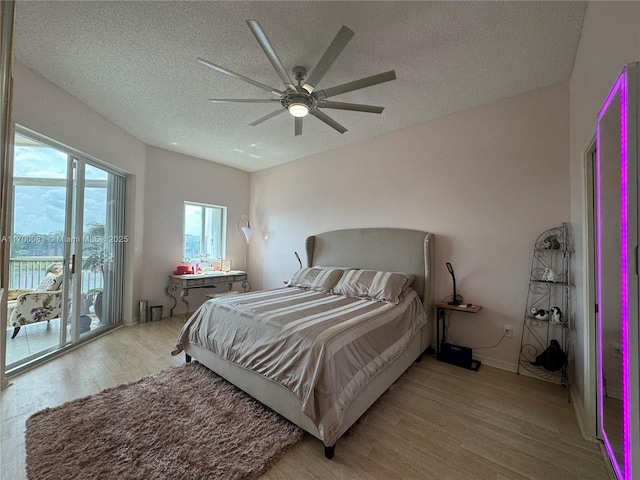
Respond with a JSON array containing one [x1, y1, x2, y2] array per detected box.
[[517, 223, 571, 397]]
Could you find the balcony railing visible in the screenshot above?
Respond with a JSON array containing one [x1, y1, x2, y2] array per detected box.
[[9, 256, 103, 292]]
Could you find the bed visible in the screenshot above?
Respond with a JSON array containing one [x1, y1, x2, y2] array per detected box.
[[172, 227, 434, 458]]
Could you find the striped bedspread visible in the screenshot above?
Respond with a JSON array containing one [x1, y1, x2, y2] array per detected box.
[[173, 286, 427, 446]]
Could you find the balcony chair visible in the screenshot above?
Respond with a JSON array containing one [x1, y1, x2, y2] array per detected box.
[[9, 263, 64, 339]]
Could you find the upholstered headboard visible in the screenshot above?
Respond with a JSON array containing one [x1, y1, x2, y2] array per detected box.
[[305, 228, 434, 315]]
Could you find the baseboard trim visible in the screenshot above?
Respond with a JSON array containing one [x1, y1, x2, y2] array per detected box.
[[571, 383, 599, 440], [472, 354, 518, 373]]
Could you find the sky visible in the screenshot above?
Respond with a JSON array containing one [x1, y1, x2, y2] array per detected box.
[[13, 138, 223, 259], [13, 143, 109, 236]]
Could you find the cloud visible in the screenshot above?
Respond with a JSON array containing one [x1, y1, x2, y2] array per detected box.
[[14, 146, 67, 178]]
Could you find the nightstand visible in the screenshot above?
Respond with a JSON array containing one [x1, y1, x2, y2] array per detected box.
[[435, 301, 483, 371]]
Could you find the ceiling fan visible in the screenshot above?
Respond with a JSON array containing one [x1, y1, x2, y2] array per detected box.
[[197, 19, 396, 136]]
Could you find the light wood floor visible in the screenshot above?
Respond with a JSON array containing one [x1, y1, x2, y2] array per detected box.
[[1, 317, 611, 480], [5, 314, 104, 367]]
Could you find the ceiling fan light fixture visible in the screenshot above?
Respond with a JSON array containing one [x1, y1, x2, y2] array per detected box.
[[288, 103, 310, 117], [199, 21, 396, 136]]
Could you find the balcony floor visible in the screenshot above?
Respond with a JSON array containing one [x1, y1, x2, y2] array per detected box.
[[5, 315, 102, 368]]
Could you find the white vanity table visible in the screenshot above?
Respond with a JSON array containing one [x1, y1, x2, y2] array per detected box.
[[166, 271, 249, 318]]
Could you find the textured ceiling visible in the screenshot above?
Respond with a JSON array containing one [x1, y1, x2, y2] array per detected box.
[[14, 1, 586, 172]]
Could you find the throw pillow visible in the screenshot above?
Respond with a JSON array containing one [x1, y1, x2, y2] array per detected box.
[[37, 272, 63, 291], [288, 267, 344, 294], [333, 269, 412, 304]]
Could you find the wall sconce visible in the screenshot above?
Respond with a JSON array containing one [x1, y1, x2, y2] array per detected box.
[[240, 216, 253, 244], [238, 215, 253, 272]]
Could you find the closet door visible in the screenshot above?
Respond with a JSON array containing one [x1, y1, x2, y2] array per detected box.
[[596, 63, 639, 480]]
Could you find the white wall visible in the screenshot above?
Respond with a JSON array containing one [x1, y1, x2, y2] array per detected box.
[[142, 146, 250, 316], [12, 61, 147, 323], [10, 0, 640, 440], [250, 82, 570, 371], [12, 62, 251, 324], [569, 1, 640, 436]]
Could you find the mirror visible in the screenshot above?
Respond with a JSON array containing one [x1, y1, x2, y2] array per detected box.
[[596, 66, 630, 479]]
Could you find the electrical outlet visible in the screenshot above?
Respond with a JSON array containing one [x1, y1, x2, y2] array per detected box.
[[503, 325, 513, 338]]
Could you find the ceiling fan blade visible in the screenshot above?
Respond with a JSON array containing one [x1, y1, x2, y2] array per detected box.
[[309, 109, 347, 134], [246, 20, 296, 91], [209, 99, 281, 104], [249, 108, 286, 126], [197, 57, 282, 96], [302, 26, 354, 94], [315, 70, 396, 99], [316, 100, 384, 114], [295, 117, 303, 136]]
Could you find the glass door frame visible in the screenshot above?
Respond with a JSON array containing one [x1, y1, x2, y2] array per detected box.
[[62, 155, 85, 347], [5, 125, 126, 376]]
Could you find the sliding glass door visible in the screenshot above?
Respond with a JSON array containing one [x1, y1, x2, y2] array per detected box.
[[7, 134, 69, 364], [77, 162, 126, 336], [5, 129, 126, 373]]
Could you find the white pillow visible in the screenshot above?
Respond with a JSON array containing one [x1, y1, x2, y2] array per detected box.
[[333, 269, 412, 304]]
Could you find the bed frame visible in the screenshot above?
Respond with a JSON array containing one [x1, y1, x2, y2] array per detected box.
[[183, 227, 434, 458]]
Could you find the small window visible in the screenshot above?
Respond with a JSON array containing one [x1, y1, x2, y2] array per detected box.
[[183, 202, 226, 261]]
